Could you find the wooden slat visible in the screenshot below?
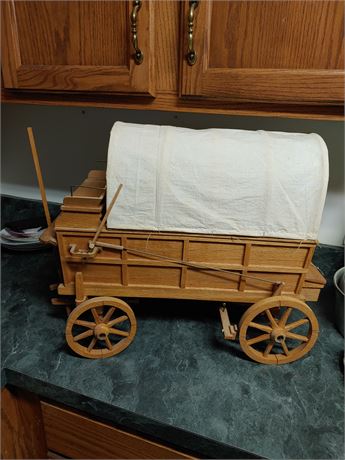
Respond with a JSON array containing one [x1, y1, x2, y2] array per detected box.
[[63, 197, 103, 207], [58, 283, 300, 303], [41, 402, 195, 459], [304, 264, 327, 287], [55, 216, 317, 247], [296, 245, 316, 293], [180, 239, 189, 288], [55, 212, 101, 231], [121, 236, 128, 286], [64, 256, 310, 275], [58, 228, 316, 247], [61, 205, 103, 213], [88, 170, 106, 180], [300, 288, 322, 301], [239, 243, 251, 291], [3, 90, 344, 120]]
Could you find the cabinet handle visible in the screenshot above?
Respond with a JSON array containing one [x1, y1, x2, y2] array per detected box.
[[131, 0, 144, 64], [186, 1, 199, 66]]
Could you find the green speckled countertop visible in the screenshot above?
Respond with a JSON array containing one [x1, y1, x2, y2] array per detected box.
[[1, 196, 344, 459]]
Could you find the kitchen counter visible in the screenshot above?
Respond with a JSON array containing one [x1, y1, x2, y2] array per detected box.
[[1, 197, 344, 459]]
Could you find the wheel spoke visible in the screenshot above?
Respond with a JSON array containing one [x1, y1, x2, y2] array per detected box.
[[280, 340, 289, 356], [285, 318, 309, 331], [266, 309, 278, 327], [74, 320, 95, 329], [105, 336, 113, 350], [102, 307, 116, 323], [108, 315, 128, 327], [87, 337, 97, 351], [249, 321, 272, 333], [108, 328, 129, 338], [279, 307, 292, 327], [91, 308, 101, 324], [73, 329, 93, 342], [247, 333, 270, 346], [263, 341, 274, 356], [285, 331, 309, 342]]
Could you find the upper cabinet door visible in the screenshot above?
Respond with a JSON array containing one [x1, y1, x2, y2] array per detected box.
[[1, 1, 155, 95], [180, 0, 344, 104]]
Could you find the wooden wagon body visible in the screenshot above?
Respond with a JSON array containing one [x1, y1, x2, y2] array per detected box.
[[56, 217, 323, 304], [43, 170, 326, 364]]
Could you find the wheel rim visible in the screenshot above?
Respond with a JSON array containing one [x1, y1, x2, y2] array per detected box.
[[66, 297, 137, 359], [239, 296, 319, 364]]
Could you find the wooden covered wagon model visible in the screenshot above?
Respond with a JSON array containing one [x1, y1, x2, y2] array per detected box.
[[27, 123, 328, 364]]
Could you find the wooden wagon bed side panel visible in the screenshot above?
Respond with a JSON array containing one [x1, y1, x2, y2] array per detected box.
[[129, 266, 182, 288], [56, 229, 318, 300], [187, 241, 245, 264], [126, 237, 184, 260], [250, 245, 309, 268], [58, 282, 296, 303], [305, 263, 327, 287], [186, 269, 241, 290]]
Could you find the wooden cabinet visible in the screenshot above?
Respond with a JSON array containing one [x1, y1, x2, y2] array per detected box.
[[180, 0, 344, 104], [1, 1, 155, 95], [1, 0, 344, 119], [1, 387, 195, 459], [41, 402, 195, 459]]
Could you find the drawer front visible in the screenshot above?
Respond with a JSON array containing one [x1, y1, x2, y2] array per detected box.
[[41, 402, 195, 459]]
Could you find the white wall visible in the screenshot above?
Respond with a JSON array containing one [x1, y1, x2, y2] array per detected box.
[[1, 104, 344, 246]]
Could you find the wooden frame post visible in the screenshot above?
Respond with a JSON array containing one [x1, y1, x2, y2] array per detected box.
[[1, 387, 48, 459]]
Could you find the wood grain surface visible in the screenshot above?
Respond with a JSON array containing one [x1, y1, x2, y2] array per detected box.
[[2, 0, 344, 118], [180, 0, 345, 104], [41, 401, 195, 459], [53, 203, 323, 303], [1, 387, 48, 459], [15, 1, 128, 66], [209, 1, 344, 70], [1, 1, 155, 95], [3, 90, 344, 120]]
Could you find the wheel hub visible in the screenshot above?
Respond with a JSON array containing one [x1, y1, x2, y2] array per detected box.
[[271, 327, 286, 344], [94, 323, 109, 340]]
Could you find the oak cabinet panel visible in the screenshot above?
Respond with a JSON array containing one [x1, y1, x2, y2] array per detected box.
[[1, 0, 344, 118], [41, 402, 195, 459], [1, 0, 155, 95], [180, 0, 344, 104]]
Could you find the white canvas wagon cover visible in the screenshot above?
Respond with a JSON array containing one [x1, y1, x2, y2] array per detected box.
[[106, 122, 328, 240]]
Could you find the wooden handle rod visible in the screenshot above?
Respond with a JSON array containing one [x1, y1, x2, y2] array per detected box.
[[26, 127, 52, 228], [89, 183, 123, 248]]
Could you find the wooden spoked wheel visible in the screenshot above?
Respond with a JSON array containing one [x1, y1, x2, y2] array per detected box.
[[239, 296, 319, 364], [66, 297, 137, 359]]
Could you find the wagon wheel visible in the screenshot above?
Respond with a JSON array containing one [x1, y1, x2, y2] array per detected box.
[[66, 297, 137, 359], [239, 296, 319, 364]]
